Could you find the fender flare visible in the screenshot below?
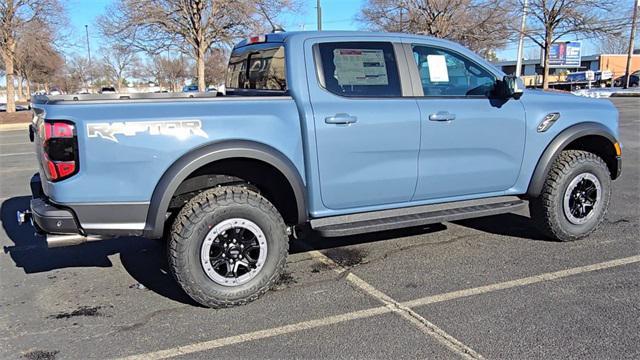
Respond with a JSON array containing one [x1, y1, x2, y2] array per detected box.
[[143, 140, 308, 239], [526, 122, 619, 198]]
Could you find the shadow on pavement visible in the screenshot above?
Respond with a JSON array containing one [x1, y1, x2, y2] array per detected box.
[[290, 223, 449, 254], [1, 196, 197, 306], [291, 212, 550, 255], [454, 213, 549, 241]]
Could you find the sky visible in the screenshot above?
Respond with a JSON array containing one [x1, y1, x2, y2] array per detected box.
[[63, 0, 367, 59], [63, 0, 625, 62], [2, 0, 637, 87]]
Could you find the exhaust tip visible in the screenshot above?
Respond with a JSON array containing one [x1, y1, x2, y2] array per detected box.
[[16, 210, 32, 225], [46, 234, 102, 248]]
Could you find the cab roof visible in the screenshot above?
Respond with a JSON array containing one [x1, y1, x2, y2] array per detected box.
[[233, 30, 454, 49]]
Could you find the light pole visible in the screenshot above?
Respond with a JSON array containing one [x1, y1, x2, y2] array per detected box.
[[515, 0, 528, 77], [624, 0, 639, 89], [85, 24, 92, 90], [316, 0, 322, 31], [85, 25, 92, 66]]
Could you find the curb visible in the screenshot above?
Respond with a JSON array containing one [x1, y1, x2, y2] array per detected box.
[[0, 123, 30, 132], [610, 93, 640, 97]]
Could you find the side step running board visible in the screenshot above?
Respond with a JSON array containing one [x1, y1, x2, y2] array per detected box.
[[310, 196, 526, 237]]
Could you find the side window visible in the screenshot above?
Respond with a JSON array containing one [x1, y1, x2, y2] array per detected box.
[[412, 45, 496, 97], [318, 42, 402, 97]]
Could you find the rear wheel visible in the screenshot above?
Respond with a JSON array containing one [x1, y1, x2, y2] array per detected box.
[[168, 186, 288, 308], [529, 150, 611, 241]]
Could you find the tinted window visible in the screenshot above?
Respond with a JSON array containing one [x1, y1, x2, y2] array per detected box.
[[226, 45, 286, 91], [318, 42, 401, 97], [412, 45, 496, 96]]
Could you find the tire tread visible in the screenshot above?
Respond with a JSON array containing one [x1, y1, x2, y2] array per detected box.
[[168, 186, 288, 308], [530, 150, 610, 242]]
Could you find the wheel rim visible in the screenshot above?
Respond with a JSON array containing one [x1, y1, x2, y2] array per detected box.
[[200, 218, 268, 287], [563, 173, 601, 225]]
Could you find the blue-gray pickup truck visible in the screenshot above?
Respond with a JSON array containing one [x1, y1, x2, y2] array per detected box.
[[21, 31, 622, 307]]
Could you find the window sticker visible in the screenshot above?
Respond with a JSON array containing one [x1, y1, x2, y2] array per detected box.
[[427, 55, 449, 82], [333, 49, 389, 86]]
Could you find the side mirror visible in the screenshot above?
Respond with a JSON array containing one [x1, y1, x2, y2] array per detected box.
[[497, 75, 524, 100]]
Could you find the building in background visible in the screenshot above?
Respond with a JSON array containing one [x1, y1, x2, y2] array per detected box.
[[495, 51, 640, 88]]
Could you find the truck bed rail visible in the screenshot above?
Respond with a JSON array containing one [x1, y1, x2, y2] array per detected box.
[[31, 92, 290, 105]]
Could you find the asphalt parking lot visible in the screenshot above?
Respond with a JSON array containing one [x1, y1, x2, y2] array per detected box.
[[1, 98, 638, 360]]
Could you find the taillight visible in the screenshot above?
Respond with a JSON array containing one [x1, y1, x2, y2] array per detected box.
[[41, 121, 78, 181]]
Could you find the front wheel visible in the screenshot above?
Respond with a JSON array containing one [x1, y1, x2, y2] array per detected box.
[[168, 186, 288, 308], [529, 150, 611, 241]]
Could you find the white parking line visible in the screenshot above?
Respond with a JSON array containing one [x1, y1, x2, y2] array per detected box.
[[402, 254, 640, 308], [346, 272, 483, 359], [0, 152, 34, 157], [0, 167, 37, 173], [0, 142, 30, 146], [116, 254, 640, 360], [310, 250, 483, 359], [118, 306, 392, 360]]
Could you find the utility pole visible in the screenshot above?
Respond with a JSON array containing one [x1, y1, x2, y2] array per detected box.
[[316, 0, 322, 31], [85, 24, 92, 91], [515, 0, 528, 77], [85, 25, 92, 67], [624, 0, 639, 89]]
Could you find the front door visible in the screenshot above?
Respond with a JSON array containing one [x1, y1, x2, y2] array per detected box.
[[408, 43, 526, 200], [309, 40, 421, 210]]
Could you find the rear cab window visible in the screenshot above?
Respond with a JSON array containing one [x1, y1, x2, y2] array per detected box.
[[226, 42, 287, 96], [316, 42, 402, 97]]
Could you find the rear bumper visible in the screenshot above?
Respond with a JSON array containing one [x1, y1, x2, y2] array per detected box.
[[28, 174, 81, 235]]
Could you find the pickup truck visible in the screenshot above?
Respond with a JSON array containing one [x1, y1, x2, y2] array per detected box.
[[21, 31, 622, 308]]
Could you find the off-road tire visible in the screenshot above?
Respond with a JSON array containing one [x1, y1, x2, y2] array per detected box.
[[529, 150, 611, 241], [168, 186, 288, 308]]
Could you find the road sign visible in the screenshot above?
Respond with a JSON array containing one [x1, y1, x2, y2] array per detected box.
[[546, 41, 582, 68]]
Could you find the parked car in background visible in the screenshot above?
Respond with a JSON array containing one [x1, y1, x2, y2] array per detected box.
[[0, 104, 29, 111], [182, 85, 199, 92], [613, 73, 639, 87], [99, 87, 117, 94], [23, 31, 622, 309]]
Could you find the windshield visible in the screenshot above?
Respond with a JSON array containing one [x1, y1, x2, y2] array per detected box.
[[226, 43, 286, 94]]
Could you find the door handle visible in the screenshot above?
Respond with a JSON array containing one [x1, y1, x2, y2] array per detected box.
[[428, 111, 456, 122], [325, 113, 358, 125]]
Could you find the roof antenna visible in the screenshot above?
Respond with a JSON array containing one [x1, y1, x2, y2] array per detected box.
[[258, 4, 285, 33]]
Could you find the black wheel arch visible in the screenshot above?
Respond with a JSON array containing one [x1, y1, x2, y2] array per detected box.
[[143, 140, 308, 239], [527, 122, 621, 198]]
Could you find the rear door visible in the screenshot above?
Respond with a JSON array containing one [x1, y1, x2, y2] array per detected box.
[[307, 39, 421, 210], [406, 42, 526, 200]]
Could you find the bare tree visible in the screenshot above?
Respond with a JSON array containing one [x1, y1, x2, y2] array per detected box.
[[14, 19, 63, 99], [359, 0, 514, 58], [1, 0, 65, 112], [143, 55, 190, 92], [66, 56, 94, 92], [598, 32, 632, 54], [99, 43, 140, 92], [99, 0, 296, 92], [515, 0, 620, 89], [203, 48, 228, 88]]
